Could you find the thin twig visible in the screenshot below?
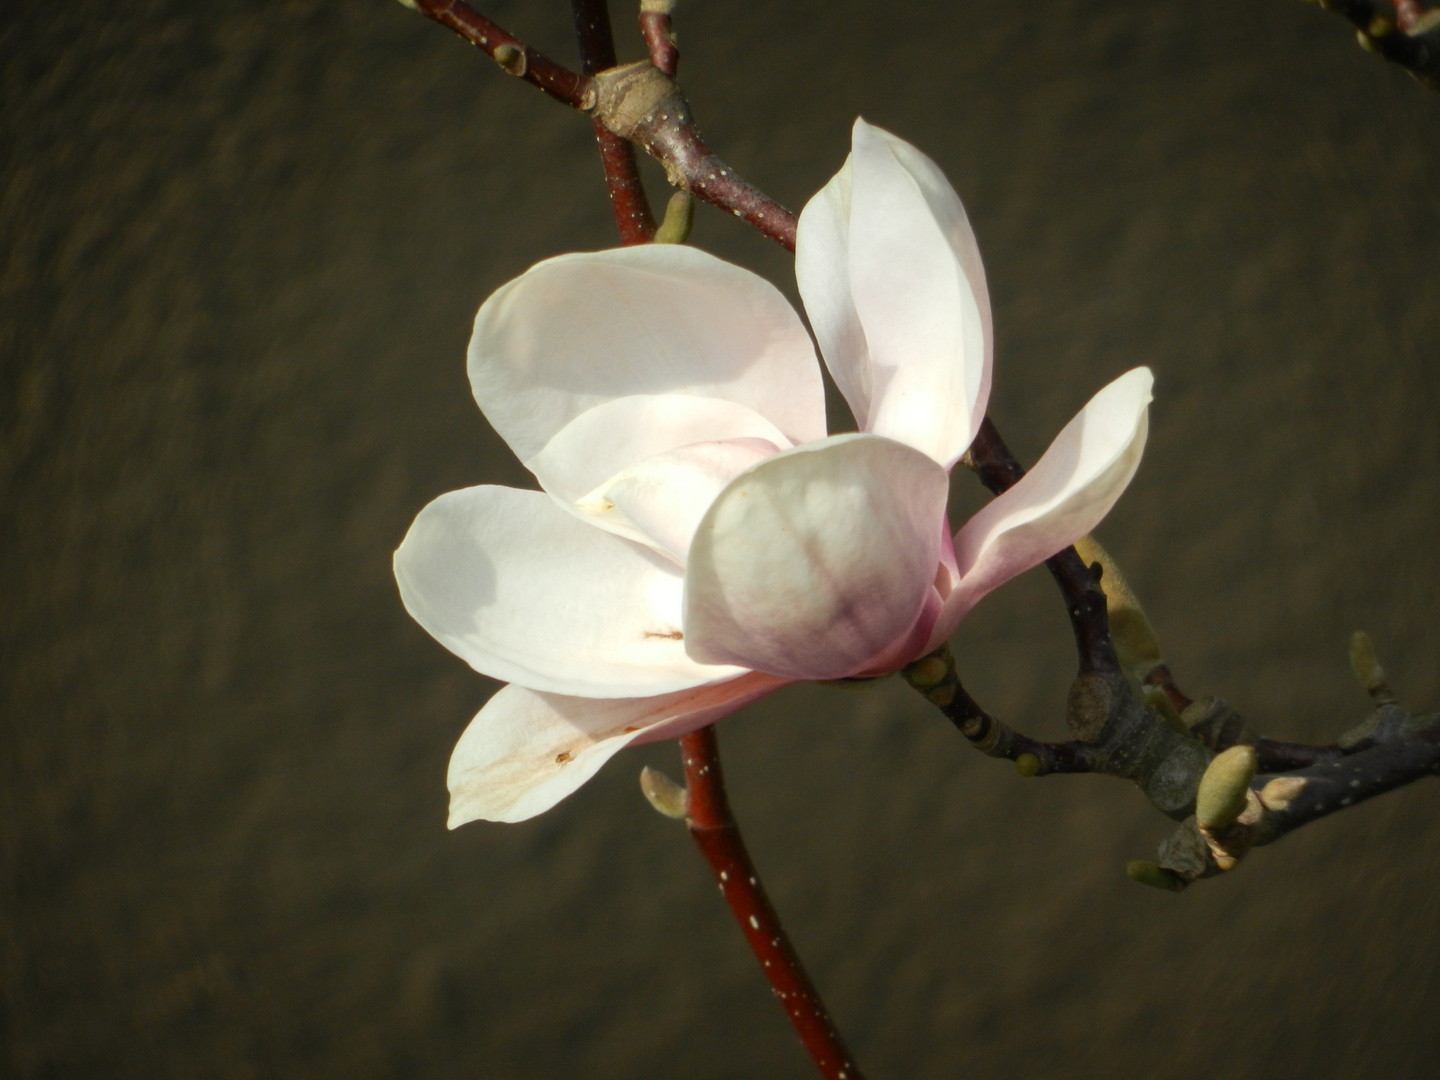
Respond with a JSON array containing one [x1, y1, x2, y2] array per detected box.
[[680, 726, 865, 1080], [570, 0, 656, 243], [640, 1, 680, 76], [409, 0, 591, 107], [907, 646, 1205, 819]]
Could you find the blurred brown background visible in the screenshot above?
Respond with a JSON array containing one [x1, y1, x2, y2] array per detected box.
[[4, 1, 1440, 1077]]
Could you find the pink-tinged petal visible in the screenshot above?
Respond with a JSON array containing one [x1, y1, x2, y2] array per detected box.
[[448, 673, 788, 826], [919, 515, 965, 656], [577, 437, 782, 563], [947, 367, 1154, 617], [799, 119, 993, 468], [469, 245, 826, 463], [683, 433, 950, 680], [394, 485, 747, 698], [527, 394, 793, 504]]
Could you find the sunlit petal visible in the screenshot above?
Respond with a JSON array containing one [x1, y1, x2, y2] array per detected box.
[[948, 367, 1153, 617], [469, 245, 826, 462], [395, 485, 747, 698], [798, 119, 992, 467]]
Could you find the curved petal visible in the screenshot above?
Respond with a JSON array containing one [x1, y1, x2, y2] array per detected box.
[[947, 367, 1153, 618], [469, 245, 826, 463], [527, 393, 793, 504], [394, 485, 747, 698], [576, 437, 782, 563], [794, 158, 872, 427], [683, 433, 950, 680], [796, 119, 992, 468], [448, 673, 788, 826]]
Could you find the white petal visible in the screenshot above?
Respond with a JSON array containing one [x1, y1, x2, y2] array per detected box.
[[947, 367, 1153, 616], [394, 485, 747, 697], [683, 433, 950, 680], [797, 119, 992, 468], [469, 246, 826, 463], [794, 159, 873, 427], [448, 674, 788, 825], [527, 394, 793, 504], [577, 437, 782, 563]]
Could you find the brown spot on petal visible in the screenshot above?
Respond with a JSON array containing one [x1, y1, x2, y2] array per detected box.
[[644, 629, 684, 640], [555, 751, 573, 765], [623, 726, 641, 733]]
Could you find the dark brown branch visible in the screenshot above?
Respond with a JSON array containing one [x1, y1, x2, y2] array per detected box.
[[569, 0, 656, 244], [679, 726, 865, 1080], [1256, 719, 1440, 842], [1310, 0, 1440, 90], [1149, 714, 1440, 887], [907, 645, 1209, 819], [964, 418, 1118, 674], [904, 646, 1097, 775]]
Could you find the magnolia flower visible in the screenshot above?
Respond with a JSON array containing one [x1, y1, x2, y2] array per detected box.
[[395, 120, 1153, 826]]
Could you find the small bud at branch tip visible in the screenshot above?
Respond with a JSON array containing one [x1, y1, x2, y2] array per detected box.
[[1126, 860, 1186, 891], [1348, 630, 1395, 704], [1196, 745, 1258, 830]]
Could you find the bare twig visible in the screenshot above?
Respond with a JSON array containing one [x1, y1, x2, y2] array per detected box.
[[407, 0, 592, 106], [904, 649, 1098, 776], [679, 727, 865, 1080], [908, 645, 1210, 819], [640, 0, 680, 76], [570, 0, 656, 244]]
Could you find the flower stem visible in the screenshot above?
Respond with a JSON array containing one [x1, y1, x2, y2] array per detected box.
[[679, 725, 865, 1080]]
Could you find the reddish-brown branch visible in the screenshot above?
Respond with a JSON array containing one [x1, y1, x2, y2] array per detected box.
[[569, 0, 656, 244], [680, 726, 865, 1080], [409, 0, 591, 107], [640, 9, 680, 75], [624, 92, 798, 251]]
